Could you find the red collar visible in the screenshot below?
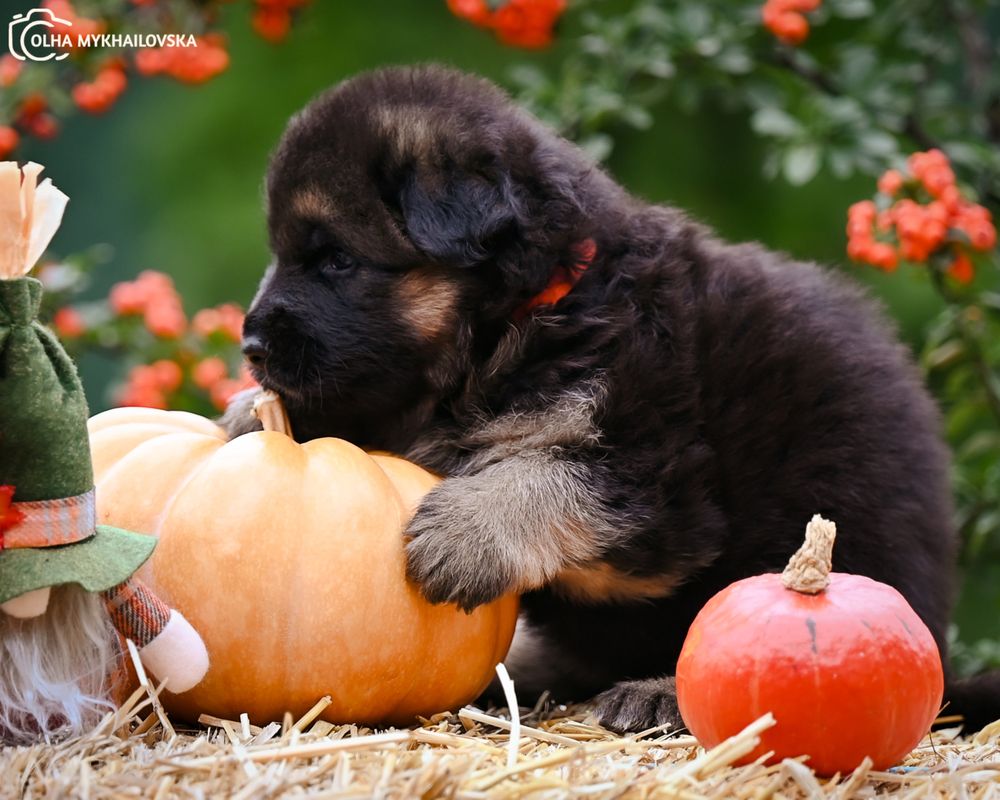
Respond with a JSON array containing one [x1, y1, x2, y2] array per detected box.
[[513, 239, 596, 322]]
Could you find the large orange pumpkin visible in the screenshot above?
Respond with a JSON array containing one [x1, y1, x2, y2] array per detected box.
[[87, 394, 518, 726], [675, 515, 943, 776]]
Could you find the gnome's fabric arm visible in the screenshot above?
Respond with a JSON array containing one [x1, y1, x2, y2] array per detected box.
[[102, 578, 209, 693]]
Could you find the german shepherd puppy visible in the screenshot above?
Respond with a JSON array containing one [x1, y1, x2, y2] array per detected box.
[[225, 65, 1000, 732]]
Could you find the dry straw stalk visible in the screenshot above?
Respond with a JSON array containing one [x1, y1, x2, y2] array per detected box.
[[3, 681, 999, 798]]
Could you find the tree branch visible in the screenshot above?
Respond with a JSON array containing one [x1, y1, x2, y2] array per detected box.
[[945, 0, 993, 98], [770, 51, 942, 150], [769, 47, 1000, 207], [944, 0, 1000, 146]]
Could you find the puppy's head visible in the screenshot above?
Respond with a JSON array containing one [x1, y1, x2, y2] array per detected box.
[[244, 65, 601, 446]]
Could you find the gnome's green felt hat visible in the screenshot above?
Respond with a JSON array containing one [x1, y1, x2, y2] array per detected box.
[[0, 162, 155, 606]]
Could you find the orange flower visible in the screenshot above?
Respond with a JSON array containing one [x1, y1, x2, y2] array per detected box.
[[0, 126, 18, 159], [209, 379, 241, 411], [867, 242, 898, 271], [761, 0, 820, 45], [138, 37, 230, 84], [72, 67, 128, 115], [110, 271, 186, 320], [117, 384, 167, 410], [847, 149, 997, 280], [25, 113, 58, 140], [947, 250, 974, 284], [110, 282, 145, 315], [134, 47, 171, 77], [118, 365, 169, 409], [192, 308, 221, 337], [144, 301, 186, 339], [135, 270, 176, 297], [43, 0, 106, 51], [0, 55, 22, 88], [193, 303, 244, 341], [492, 0, 566, 48], [169, 37, 230, 84], [448, 0, 495, 27], [151, 359, 183, 392], [953, 203, 996, 251], [217, 303, 245, 342], [253, 7, 292, 42], [53, 307, 86, 338], [448, 0, 566, 48], [192, 356, 229, 390], [127, 365, 160, 390], [877, 169, 904, 197], [207, 361, 259, 410], [18, 93, 48, 119]]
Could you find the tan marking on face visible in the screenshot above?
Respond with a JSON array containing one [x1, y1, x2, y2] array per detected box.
[[292, 187, 334, 221], [397, 270, 458, 341], [551, 562, 679, 604]]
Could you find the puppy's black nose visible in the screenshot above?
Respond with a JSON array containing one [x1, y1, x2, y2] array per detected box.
[[242, 335, 267, 367]]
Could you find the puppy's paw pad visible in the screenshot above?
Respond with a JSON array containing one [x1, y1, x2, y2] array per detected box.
[[593, 678, 681, 734]]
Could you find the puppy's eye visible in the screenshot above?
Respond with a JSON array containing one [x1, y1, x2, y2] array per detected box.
[[319, 250, 358, 278]]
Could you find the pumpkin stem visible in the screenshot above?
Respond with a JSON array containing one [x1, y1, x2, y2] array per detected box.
[[781, 515, 837, 594], [253, 390, 294, 438]]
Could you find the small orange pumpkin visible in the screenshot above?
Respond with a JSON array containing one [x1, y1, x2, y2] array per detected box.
[[88, 394, 518, 726], [675, 515, 943, 776]]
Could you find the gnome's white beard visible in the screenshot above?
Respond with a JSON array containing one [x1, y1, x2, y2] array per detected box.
[[0, 585, 119, 744]]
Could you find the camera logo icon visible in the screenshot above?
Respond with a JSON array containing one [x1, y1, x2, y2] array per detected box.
[[8, 8, 72, 62]]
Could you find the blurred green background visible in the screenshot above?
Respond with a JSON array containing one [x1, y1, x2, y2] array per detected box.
[[11, 1, 995, 646]]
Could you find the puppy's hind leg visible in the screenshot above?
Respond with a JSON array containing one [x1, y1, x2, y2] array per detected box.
[[593, 677, 682, 734], [477, 617, 613, 709]]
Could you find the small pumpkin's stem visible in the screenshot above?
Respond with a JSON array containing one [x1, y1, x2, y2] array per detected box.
[[781, 515, 837, 594], [252, 390, 293, 438]]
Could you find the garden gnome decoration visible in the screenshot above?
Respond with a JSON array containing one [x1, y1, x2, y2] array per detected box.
[[0, 161, 209, 744]]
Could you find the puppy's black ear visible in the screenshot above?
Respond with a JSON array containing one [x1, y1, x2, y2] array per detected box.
[[398, 169, 521, 267]]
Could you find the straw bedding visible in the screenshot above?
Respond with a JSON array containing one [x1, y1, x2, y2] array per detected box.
[[3, 671, 999, 800]]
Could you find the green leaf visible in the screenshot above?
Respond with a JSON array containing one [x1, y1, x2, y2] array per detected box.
[[716, 47, 753, 75], [620, 105, 654, 130], [828, 149, 854, 179], [508, 65, 549, 92], [959, 432, 1000, 461], [751, 107, 801, 138], [642, 58, 675, 79], [677, 5, 711, 36], [694, 37, 722, 58], [923, 340, 966, 371], [580, 133, 614, 163], [980, 293, 1000, 316], [857, 130, 899, 158], [783, 144, 821, 185], [829, 0, 875, 19], [579, 34, 611, 57]]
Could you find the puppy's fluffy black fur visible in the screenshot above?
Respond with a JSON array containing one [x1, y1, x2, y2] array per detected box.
[[228, 65, 1000, 731]]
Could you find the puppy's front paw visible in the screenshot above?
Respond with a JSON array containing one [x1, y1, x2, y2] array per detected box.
[[593, 678, 681, 734], [404, 480, 515, 612], [217, 388, 264, 439]]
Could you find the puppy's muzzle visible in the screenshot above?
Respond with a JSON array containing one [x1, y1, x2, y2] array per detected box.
[[241, 334, 268, 368]]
